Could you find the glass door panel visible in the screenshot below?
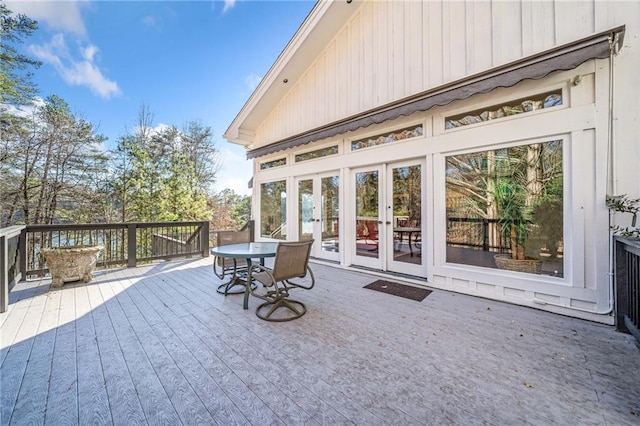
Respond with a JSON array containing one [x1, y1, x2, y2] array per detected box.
[[387, 162, 423, 275], [391, 165, 422, 262], [295, 173, 340, 262], [298, 179, 314, 241], [321, 176, 340, 255], [354, 169, 381, 267]]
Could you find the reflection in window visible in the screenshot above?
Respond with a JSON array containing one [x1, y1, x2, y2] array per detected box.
[[295, 145, 339, 162], [355, 171, 379, 258], [392, 165, 422, 262], [321, 176, 340, 253], [298, 180, 313, 241], [351, 124, 423, 151], [445, 140, 563, 277], [445, 90, 562, 129], [261, 180, 287, 239], [260, 158, 286, 170]]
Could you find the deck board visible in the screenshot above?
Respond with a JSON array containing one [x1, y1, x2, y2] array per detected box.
[[100, 276, 183, 426], [88, 282, 147, 426], [9, 289, 59, 426], [74, 284, 113, 426], [1, 257, 639, 425], [45, 285, 78, 426]]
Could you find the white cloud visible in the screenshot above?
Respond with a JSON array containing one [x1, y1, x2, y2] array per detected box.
[[142, 15, 157, 28], [245, 73, 262, 91], [5, 0, 87, 35], [1, 97, 45, 118], [28, 34, 121, 99], [132, 123, 173, 137], [222, 0, 237, 14]]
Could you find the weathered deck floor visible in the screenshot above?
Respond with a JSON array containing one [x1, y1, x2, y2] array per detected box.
[[1, 257, 639, 425]]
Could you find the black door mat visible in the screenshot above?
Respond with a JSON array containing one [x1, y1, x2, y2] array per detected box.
[[364, 280, 432, 302]]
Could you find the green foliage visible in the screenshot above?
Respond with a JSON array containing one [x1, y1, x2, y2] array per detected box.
[[1, 95, 108, 225], [493, 176, 531, 258], [210, 189, 251, 230], [111, 106, 220, 223], [0, 7, 237, 227], [607, 194, 640, 239], [0, 3, 41, 107]]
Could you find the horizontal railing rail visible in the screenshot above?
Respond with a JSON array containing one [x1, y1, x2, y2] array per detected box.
[[615, 236, 640, 344], [24, 221, 210, 276], [1, 221, 210, 312], [446, 217, 510, 252]]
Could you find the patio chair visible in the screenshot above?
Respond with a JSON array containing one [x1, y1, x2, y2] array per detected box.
[[248, 240, 315, 321], [213, 229, 251, 294], [356, 219, 379, 251]]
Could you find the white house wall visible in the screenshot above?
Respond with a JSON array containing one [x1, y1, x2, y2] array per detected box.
[[252, 0, 634, 151], [247, 1, 639, 324]]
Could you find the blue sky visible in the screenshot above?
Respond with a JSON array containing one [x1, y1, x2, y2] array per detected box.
[[6, 0, 316, 196]]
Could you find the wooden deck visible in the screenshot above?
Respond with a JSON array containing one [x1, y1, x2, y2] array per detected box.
[[1, 257, 639, 425]]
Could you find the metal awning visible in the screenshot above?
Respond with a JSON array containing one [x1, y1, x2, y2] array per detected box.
[[247, 26, 624, 160]]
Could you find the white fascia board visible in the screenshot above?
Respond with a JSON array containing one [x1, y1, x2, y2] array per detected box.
[[223, 0, 355, 147]]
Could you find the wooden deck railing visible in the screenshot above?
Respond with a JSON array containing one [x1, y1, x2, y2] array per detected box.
[[615, 237, 640, 343], [1, 221, 210, 313]]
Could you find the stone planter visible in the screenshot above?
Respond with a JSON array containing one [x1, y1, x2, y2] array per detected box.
[[494, 254, 542, 274], [42, 245, 103, 287]]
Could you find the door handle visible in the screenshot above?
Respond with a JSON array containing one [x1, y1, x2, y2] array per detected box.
[[378, 221, 383, 224], [386, 221, 391, 225]]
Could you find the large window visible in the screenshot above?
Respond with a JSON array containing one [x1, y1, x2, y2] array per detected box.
[[260, 180, 287, 239], [445, 140, 563, 277]]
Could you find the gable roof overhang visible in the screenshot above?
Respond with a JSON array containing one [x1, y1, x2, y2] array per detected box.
[[223, 1, 354, 148]]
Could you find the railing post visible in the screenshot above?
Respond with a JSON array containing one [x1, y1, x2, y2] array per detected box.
[[202, 221, 210, 257], [615, 238, 629, 333], [19, 227, 27, 281], [482, 219, 489, 252], [248, 220, 255, 242], [1, 233, 7, 313], [127, 224, 137, 268]]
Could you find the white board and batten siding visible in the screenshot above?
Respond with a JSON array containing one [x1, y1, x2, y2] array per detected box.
[[253, 0, 637, 150]]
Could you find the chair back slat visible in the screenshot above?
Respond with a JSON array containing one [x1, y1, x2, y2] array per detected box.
[[272, 240, 313, 282], [216, 230, 251, 246]]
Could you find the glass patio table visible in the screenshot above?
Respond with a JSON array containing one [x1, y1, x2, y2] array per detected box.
[[210, 242, 279, 309], [393, 227, 421, 256]]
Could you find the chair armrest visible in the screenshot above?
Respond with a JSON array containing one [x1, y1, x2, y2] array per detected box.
[[285, 266, 315, 290]]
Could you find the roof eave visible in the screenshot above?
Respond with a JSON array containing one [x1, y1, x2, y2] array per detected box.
[[223, 0, 356, 148]]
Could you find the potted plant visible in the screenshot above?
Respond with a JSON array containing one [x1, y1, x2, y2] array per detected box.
[[492, 177, 542, 274], [530, 179, 564, 259], [41, 245, 104, 287]]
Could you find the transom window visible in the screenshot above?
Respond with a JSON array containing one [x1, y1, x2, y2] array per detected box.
[[445, 90, 562, 129], [260, 158, 286, 170], [351, 124, 423, 151], [295, 145, 339, 162]]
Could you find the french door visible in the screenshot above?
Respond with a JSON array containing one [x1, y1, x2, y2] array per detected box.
[[386, 160, 423, 276], [351, 161, 423, 275], [296, 172, 340, 262]]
